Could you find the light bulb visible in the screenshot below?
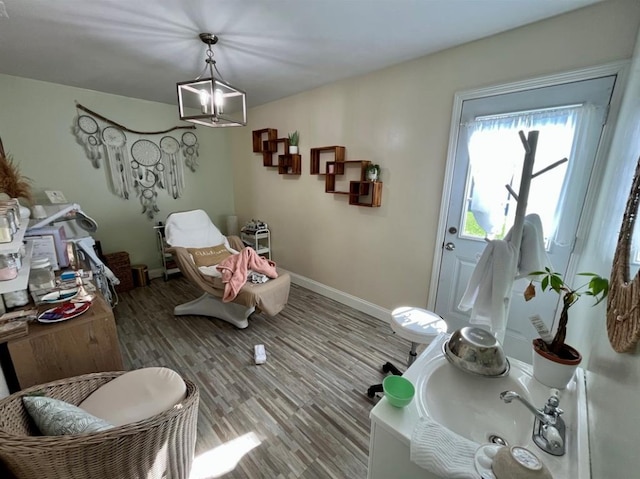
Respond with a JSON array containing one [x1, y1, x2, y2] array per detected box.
[[199, 90, 210, 114], [214, 88, 224, 114]]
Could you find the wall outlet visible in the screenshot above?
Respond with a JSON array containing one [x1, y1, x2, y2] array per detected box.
[[45, 190, 67, 204]]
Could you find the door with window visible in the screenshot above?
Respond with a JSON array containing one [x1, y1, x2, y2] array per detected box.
[[434, 76, 616, 363]]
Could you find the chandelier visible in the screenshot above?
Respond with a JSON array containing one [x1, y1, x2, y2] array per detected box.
[[177, 33, 247, 127]]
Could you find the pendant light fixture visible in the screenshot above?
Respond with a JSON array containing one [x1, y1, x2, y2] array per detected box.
[[177, 33, 247, 127]]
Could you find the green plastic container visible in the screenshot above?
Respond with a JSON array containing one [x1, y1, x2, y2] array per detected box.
[[382, 375, 415, 408]]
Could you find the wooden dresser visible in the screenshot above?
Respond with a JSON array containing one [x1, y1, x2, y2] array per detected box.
[[3, 292, 124, 390]]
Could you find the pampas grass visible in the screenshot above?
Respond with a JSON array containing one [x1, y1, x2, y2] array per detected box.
[[0, 140, 34, 205]]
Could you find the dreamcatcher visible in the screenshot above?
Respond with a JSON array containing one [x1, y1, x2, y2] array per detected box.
[[182, 131, 199, 172], [102, 126, 131, 199], [73, 115, 102, 167], [72, 103, 198, 219], [160, 136, 184, 199], [131, 139, 164, 218]]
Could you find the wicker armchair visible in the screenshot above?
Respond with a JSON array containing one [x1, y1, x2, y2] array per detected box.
[[0, 371, 199, 479]]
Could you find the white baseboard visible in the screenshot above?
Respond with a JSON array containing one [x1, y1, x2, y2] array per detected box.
[[287, 271, 391, 324], [149, 268, 164, 280]]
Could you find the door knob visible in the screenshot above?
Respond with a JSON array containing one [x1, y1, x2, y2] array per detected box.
[[444, 242, 455, 251]]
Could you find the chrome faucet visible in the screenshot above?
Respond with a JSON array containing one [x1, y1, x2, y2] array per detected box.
[[500, 389, 566, 456]]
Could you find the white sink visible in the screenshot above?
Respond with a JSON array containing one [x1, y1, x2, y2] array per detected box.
[[416, 354, 534, 446], [368, 334, 591, 479]]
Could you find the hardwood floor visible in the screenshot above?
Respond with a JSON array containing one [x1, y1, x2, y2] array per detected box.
[[114, 277, 413, 479]]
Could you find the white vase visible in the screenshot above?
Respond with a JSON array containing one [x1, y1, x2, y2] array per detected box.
[[289, 146, 299, 154], [532, 339, 581, 389]]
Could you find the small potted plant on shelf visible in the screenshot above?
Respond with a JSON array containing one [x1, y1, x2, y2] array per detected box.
[[366, 163, 380, 182], [524, 267, 609, 388], [288, 130, 299, 154]]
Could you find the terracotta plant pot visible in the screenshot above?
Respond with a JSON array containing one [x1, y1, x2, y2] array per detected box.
[[532, 338, 582, 389]]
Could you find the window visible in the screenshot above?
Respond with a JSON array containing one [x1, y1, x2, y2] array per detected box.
[[461, 104, 599, 249]]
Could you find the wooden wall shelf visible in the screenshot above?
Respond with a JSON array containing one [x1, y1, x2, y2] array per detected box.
[[310, 146, 346, 175], [349, 181, 383, 207], [252, 136, 383, 206], [252, 128, 278, 152], [278, 154, 302, 175], [262, 138, 290, 166], [325, 160, 370, 194]]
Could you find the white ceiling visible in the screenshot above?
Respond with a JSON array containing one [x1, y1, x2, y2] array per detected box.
[[0, 0, 601, 108]]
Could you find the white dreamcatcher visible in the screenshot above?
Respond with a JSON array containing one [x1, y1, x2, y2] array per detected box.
[[102, 126, 132, 199], [72, 103, 198, 219], [73, 115, 102, 167], [160, 136, 184, 199], [131, 139, 164, 219], [182, 131, 199, 172]]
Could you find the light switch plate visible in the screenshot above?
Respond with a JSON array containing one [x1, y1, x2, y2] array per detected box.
[[45, 190, 67, 204]]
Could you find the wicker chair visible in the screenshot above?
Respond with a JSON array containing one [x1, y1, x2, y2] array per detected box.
[[0, 371, 199, 479]]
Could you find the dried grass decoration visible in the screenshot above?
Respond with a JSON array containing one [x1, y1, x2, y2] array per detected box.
[[0, 139, 34, 205]]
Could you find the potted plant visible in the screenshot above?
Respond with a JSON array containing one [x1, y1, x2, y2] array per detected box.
[[288, 130, 299, 154], [366, 163, 380, 182], [524, 267, 609, 388]]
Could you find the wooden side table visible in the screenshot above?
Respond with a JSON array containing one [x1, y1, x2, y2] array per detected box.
[[4, 293, 124, 390]]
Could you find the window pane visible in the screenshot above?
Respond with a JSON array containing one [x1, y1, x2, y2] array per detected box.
[[461, 108, 577, 244]]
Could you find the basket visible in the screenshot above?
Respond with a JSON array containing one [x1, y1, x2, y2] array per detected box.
[[104, 251, 134, 293], [0, 371, 199, 479]]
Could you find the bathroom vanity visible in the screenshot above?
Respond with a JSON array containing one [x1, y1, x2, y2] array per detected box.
[[367, 334, 591, 479]]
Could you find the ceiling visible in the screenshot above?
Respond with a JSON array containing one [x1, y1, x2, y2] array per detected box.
[[0, 0, 601, 108]]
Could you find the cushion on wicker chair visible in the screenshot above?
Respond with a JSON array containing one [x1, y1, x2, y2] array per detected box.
[[22, 396, 113, 436], [79, 367, 187, 427]]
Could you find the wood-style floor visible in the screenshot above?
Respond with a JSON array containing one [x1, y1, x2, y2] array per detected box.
[[114, 276, 412, 479]]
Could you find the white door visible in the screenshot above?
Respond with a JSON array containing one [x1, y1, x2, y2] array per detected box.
[[434, 76, 616, 363]]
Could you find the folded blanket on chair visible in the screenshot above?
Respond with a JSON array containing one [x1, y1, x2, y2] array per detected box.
[[217, 248, 278, 302]]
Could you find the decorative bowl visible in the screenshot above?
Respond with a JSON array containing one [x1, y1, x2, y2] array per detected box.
[[443, 327, 510, 377], [382, 375, 415, 407]]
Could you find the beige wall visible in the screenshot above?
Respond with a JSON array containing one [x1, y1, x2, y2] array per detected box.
[[231, 0, 640, 310], [0, 74, 235, 269]]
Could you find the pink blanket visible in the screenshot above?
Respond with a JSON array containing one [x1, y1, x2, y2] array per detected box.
[[216, 247, 278, 302]]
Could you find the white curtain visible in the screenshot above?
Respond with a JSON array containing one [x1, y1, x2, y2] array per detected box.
[[465, 104, 600, 244]]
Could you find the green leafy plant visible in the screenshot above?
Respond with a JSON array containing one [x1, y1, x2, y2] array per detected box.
[[366, 163, 380, 177], [288, 130, 299, 147], [525, 267, 609, 357]]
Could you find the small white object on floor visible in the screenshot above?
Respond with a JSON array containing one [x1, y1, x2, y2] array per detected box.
[[254, 344, 267, 364], [411, 417, 480, 479]]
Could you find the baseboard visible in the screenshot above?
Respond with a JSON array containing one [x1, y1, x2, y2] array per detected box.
[[287, 272, 391, 324], [149, 268, 164, 280]]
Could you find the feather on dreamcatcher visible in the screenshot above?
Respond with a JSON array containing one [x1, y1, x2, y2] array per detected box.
[[72, 103, 198, 219]]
